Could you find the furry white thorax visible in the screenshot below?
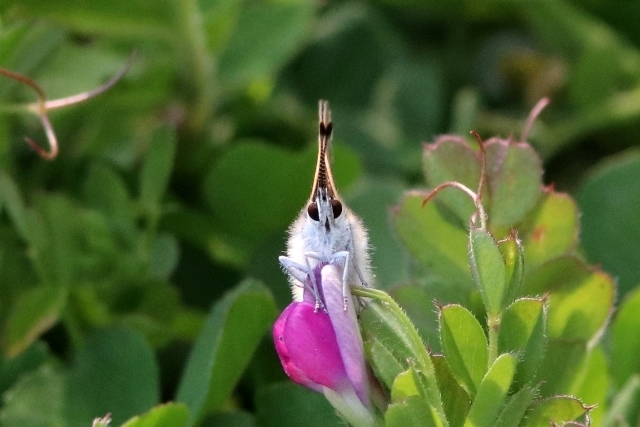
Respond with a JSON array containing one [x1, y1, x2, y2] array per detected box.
[[285, 193, 373, 301]]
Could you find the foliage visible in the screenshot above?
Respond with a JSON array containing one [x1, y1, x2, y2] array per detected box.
[[358, 119, 612, 425], [0, 0, 639, 426]]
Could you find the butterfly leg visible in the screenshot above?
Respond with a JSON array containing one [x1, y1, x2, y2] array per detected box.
[[303, 252, 326, 311], [331, 250, 352, 311]]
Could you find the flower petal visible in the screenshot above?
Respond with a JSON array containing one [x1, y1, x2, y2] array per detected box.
[[321, 264, 370, 408], [273, 301, 349, 392]]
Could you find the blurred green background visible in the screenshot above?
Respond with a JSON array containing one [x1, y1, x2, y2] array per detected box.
[[1, 0, 640, 426]]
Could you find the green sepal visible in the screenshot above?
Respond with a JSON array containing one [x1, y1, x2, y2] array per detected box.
[[521, 395, 591, 427], [498, 233, 525, 306], [364, 339, 405, 391], [121, 403, 189, 427], [357, 291, 449, 426], [391, 368, 420, 402], [432, 355, 470, 427], [463, 353, 516, 427], [468, 227, 506, 315], [439, 304, 488, 397], [385, 395, 437, 427], [360, 301, 424, 369], [494, 384, 539, 427], [498, 298, 546, 388]]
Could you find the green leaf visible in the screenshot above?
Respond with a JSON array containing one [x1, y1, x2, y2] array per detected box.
[[202, 411, 256, 427], [118, 279, 183, 347], [11, 0, 176, 39], [0, 171, 28, 239], [468, 227, 506, 315], [485, 139, 542, 226], [524, 256, 613, 397], [439, 304, 488, 397], [0, 23, 65, 95], [360, 301, 423, 369], [359, 301, 431, 369], [520, 190, 579, 269], [395, 58, 445, 147], [65, 327, 160, 427], [0, 364, 65, 427], [391, 368, 420, 402], [5, 286, 67, 357], [347, 177, 410, 289], [200, 0, 245, 54], [523, 256, 614, 341], [432, 355, 470, 427], [121, 403, 189, 427], [158, 207, 235, 264], [32, 44, 128, 99], [498, 233, 524, 306], [602, 375, 640, 427], [140, 126, 176, 211], [569, 346, 608, 426], [391, 193, 470, 285], [176, 280, 277, 427], [463, 353, 516, 427], [255, 382, 342, 427], [494, 385, 538, 427], [385, 395, 437, 427], [149, 234, 179, 279], [26, 194, 123, 287], [535, 339, 587, 397], [359, 296, 447, 424], [363, 339, 404, 391], [521, 396, 590, 427], [0, 342, 48, 395], [423, 137, 480, 223], [612, 287, 640, 387], [576, 149, 640, 297], [218, 2, 315, 91], [391, 284, 442, 353], [84, 163, 135, 240], [498, 298, 546, 387], [285, 8, 386, 108]]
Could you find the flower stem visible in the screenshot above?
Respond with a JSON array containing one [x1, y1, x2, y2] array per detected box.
[[487, 313, 500, 366]]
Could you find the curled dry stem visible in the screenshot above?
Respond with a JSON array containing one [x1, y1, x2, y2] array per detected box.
[[0, 51, 136, 160], [521, 97, 550, 142], [421, 130, 489, 229]]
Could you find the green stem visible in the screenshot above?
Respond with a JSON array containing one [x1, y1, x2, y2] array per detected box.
[[174, 0, 216, 133], [352, 286, 450, 427], [487, 313, 500, 366]]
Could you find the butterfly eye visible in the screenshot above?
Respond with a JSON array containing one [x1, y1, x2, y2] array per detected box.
[[330, 199, 342, 218], [307, 202, 319, 221]]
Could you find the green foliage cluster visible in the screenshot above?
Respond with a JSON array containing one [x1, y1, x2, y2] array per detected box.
[[0, 0, 639, 426], [359, 127, 612, 425]]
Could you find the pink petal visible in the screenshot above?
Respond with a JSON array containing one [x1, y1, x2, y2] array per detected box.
[[273, 301, 348, 392]]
